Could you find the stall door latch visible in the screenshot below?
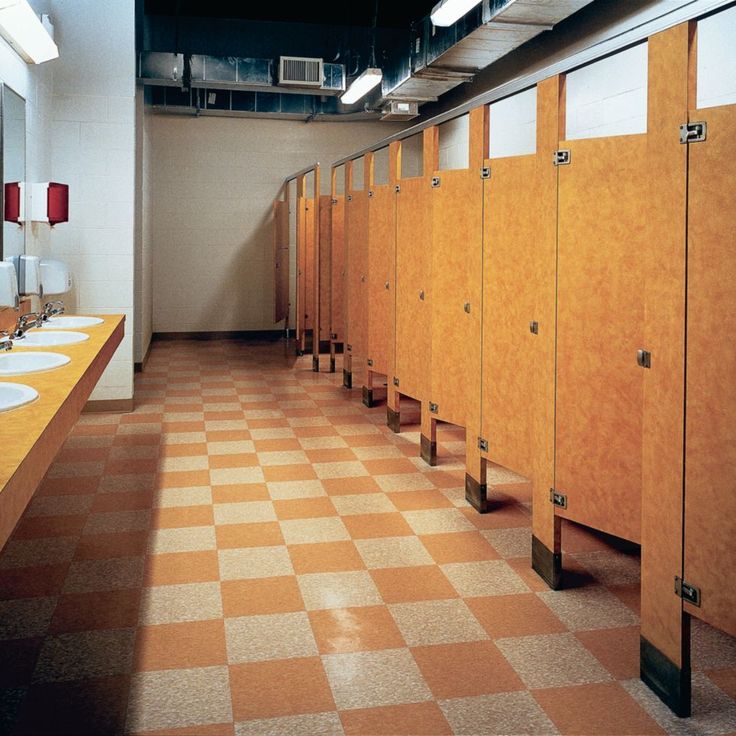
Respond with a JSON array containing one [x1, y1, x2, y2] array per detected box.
[[637, 349, 652, 369], [429, 402, 439, 414], [480, 166, 491, 179], [550, 489, 568, 509], [553, 150, 571, 166], [675, 577, 701, 607], [478, 437, 489, 452], [431, 176, 441, 188], [367, 358, 374, 367], [393, 377, 400, 387], [529, 321, 539, 335], [680, 122, 707, 144]]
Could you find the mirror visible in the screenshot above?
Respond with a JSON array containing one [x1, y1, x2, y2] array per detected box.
[[2, 85, 26, 259]]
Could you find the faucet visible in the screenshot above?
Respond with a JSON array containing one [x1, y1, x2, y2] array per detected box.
[[13, 312, 42, 339], [0, 331, 12, 352], [41, 300, 65, 321]]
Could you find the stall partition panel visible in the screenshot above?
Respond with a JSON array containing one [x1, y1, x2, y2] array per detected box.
[[330, 196, 345, 345], [555, 135, 647, 543], [430, 169, 483, 429], [395, 177, 432, 402], [481, 153, 556, 479], [273, 200, 289, 325], [683, 102, 736, 637], [366, 184, 396, 381], [296, 195, 307, 344], [318, 195, 332, 349], [345, 190, 369, 389], [304, 198, 316, 335]]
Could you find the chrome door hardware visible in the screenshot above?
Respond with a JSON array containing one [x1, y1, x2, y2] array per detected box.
[[553, 149, 571, 166], [367, 358, 374, 367], [463, 302, 471, 314], [529, 321, 539, 335], [550, 489, 568, 508], [478, 437, 489, 452], [480, 166, 491, 179], [675, 577, 701, 606], [347, 194, 353, 201], [384, 281, 390, 290], [419, 290, 425, 301], [393, 377, 400, 387], [431, 176, 441, 188], [637, 349, 652, 369], [680, 122, 706, 144], [395, 184, 401, 193], [429, 402, 439, 414], [368, 190, 374, 198]]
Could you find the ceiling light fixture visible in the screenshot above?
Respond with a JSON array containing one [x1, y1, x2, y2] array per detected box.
[[340, 67, 383, 105], [0, 0, 59, 64], [430, 0, 483, 27]]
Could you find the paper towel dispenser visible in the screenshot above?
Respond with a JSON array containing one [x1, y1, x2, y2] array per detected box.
[[31, 182, 68, 226], [0, 262, 20, 309], [40, 259, 72, 295], [5, 255, 42, 296]]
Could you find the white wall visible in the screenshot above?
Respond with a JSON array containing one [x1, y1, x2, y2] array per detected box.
[[41, 0, 136, 401], [438, 114, 469, 170], [150, 116, 404, 333], [489, 87, 537, 159], [565, 42, 648, 141], [697, 5, 736, 109]]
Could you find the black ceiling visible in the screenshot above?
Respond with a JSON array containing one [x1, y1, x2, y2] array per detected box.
[[144, 0, 435, 28]]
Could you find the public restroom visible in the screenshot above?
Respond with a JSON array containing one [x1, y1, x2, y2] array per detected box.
[[0, 1, 735, 733]]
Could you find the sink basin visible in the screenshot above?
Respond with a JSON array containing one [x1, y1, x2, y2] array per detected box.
[[0, 352, 70, 376], [21, 331, 90, 347], [42, 316, 103, 329], [0, 382, 39, 412]]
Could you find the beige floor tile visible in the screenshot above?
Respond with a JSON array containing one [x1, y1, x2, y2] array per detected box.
[[214, 501, 277, 526], [481, 527, 532, 559], [376, 475, 436, 493], [441, 488, 468, 507], [388, 600, 488, 647], [334, 425, 381, 437], [298, 571, 383, 610], [280, 518, 350, 545], [439, 691, 559, 735], [218, 546, 294, 580], [538, 586, 639, 631], [126, 665, 232, 733], [313, 462, 369, 480], [486, 464, 528, 485], [210, 467, 265, 486], [207, 440, 256, 455], [33, 628, 135, 682], [322, 648, 431, 710], [257, 451, 310, 466], [148, 526, 217, 554], [225, 611, 318, 663], [267, 480, 327, 500], [495, 632, 612, 689], [158, 455, 210, 473], [402, 509, 476, 535], [298, 437, 349, 450], [441, 560, 530, 598], [64, 557, 144, 594], [250, 428, 297, 440], [352, 446, 405, 461], [355, 537, 434, 570], [83, 509, 151, 535], [692, 618, 736, 670], [0, 597, 57, 639], [162, 432, 207, 445], [205, 420, 249, 431], [234, 711, 343, 736], [155, 486, 213, 508], [0, 537, 78, 569], [331, 494, 397, 517], [139, 582, 223, 625]]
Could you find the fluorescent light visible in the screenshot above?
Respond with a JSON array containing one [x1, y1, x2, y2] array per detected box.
[[430, 0, 482, 27], [340, 68, 383, 105], [0, 0, 59, 64]]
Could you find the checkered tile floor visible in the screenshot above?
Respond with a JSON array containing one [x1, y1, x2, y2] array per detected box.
[[1, 339, 735, 735]]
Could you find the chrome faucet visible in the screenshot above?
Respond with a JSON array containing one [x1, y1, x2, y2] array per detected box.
[[41, 300, 65, 321], [0, 331, 12, 352], [13, 312, 42, 339]]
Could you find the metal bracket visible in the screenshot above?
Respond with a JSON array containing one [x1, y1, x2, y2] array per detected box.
[[346, 344, 352, 352], [675, 576, 701, 607], [637, 349, 652, 369], [478, 437, 489, 452], [550, 489, 568, 509], [331, 198, 338, 205], [368, 190, 374, 198], [529, 321, 539, 335], [419, 290, 425, 301], [431, 176, 441, 188], [553, 149, 571, 166], [463, 302, 471, 314], [347, 194, 353, 201], [360, 275, 366, 283], [384, 281, 390, 290], [680, 122, 706, 144], [393, 377, 400, 387], [367, 358, 374, 367], [429, 402, 439, 414], [330, 332, 338, 340], [481, 166, 491, 179], [395, 184, 401, 193]]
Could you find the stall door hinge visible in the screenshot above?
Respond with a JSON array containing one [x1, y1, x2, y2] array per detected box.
[[529, 321, 539, 335], [480, 166, 491, 179], [368, 190, 374, 198], [393, 377, 400, 387], [637, 349, 652, 369], [367, 358, 374, 367], [680, 122, 707, 144], [675, 577, 701, 607], [429, 402, 439, 414], [553, 149, 571, 166], [478, 437, 489, 452], [550, 489, 568, 509], [431, 176, 441, 188], [395, 184, 401, 193], [331, 198, 338, 205]]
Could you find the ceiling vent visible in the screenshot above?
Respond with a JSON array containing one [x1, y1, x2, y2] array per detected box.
[[381, 100, 419, 121], [279, 56, 324, 87]]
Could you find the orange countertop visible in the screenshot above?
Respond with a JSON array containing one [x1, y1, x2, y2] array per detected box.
[[0, 314, 125, 547]]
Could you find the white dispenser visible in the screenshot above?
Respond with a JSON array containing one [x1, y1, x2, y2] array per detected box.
[[4, 255, 42, 297], [0, 262, 20, 309], [40, 259, 72, 295]]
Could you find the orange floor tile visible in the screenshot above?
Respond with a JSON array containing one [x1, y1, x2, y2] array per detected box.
[[0, 339, 735, 735]]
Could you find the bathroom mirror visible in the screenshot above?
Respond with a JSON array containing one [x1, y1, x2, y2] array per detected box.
[[1, 84, 26, 259]]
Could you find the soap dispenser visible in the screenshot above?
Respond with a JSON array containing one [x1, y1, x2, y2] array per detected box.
[[0, 262, 20, 309], [39, 259, 72, 295], [4, 255, 43, 297]]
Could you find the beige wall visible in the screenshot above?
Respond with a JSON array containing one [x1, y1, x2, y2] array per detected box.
[[150, 115, 405, 333]]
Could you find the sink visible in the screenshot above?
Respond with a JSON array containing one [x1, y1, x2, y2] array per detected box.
[[21, 331, 90, 347], [0, 382, 39, 412], [42, 316, 103, 329], [0, 352, 70, 376]]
